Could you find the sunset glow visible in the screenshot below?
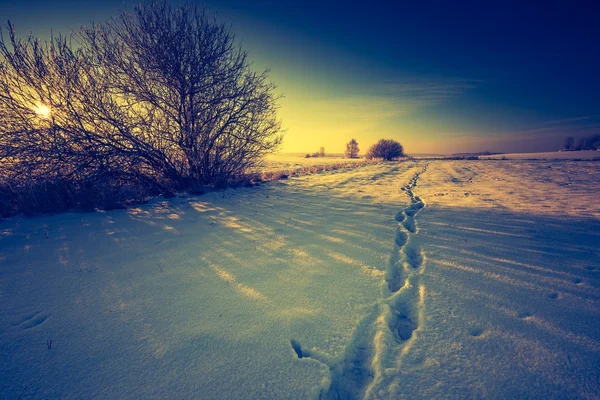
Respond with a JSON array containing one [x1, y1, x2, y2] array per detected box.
[[1, 2, 599, 399], [4, 2, 598, 154], [34, 103, 51, 119]]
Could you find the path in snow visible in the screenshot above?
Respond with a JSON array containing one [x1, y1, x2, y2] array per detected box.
[[1, 159, 599, 399], [386, 160, 600, 399], [0, 162, 422, 399], [290, 164, 430, 399]]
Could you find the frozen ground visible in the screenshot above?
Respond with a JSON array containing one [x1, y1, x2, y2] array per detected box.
[[259, 153, 366, 174], [1, 159, 599, 399], [480, 150, 600, 160]]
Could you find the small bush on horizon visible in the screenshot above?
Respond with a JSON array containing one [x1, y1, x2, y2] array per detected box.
[[366, 139, 404, 160], [561, 135, 600, 151]]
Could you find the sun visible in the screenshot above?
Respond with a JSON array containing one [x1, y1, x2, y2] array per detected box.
[[34, 103, 51, 119]]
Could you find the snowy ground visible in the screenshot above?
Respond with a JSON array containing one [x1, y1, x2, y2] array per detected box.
[[479, 150, 600, 160], [259, 153, 366, 174], [1, 159, 599, 399]]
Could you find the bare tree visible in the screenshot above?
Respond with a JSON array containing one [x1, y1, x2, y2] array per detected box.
[[0, 1, 283, 214], [83, 0, 282, 186], [563, 136, 574, 151], [0, 21, 185, 214], [319, 147, 325, 157], [574, 135, 600, 150], [0, 26, 174, 175], [345, 138, 359, 158]]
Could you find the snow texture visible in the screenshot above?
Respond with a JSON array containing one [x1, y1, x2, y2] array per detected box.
[[1, 158, 599, 399], [479, 150, 600, 160]]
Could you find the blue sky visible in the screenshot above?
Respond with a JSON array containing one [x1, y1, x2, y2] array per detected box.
[[2, 0, 599, 153]]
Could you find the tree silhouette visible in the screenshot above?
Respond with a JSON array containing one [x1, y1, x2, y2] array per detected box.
[[0, 1, 282, 213], [345, 138, 359, 158], [366, 139, 404, 160], [83, 1, 282, 187], [563, 136, 575, 150]]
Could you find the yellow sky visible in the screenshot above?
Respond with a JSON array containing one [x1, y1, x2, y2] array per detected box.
[[271, 72, 480, 155]]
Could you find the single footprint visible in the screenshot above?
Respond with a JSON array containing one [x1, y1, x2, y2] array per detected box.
[[395, 230, 408, 247], [404, 246, 423, 269], [405, 208, 418, 217], [571, 278, 582, 285], [22, 314, 50, 330], [387, 271, 404, 293], [394, 211, 405, 222], [290, 340, 304, 358], [402, 218, 416, 233], [396, 314, 418, 341], [547, 292, 560, 300], [517, 311, 533, 320], [469, 327, 485, 337], [13, 312, 40, 327]]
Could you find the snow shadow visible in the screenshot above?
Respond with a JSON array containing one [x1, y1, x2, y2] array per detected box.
[[401, 205, 600, 398], [0, 183, 398, 399]]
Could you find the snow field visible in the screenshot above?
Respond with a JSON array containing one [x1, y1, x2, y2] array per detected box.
[[1, 159, 599, 399], [479, 150, 600, 160]]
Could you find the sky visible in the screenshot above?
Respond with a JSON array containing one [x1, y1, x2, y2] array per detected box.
[[1, 0, 599, 154]]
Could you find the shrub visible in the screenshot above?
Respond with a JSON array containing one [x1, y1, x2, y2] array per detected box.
[[0, 174, 151, 217], [575, 135, 600, 150], [366, 139, 404, 160], [0, 1, 282, 215]]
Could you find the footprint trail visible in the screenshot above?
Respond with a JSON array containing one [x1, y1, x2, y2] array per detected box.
[[290, 164, 429, 399]]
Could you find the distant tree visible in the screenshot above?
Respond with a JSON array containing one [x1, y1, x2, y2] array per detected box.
[[305, 153, 311, 158], [573, 136, 600, 150], [589, 135, 600, 150], [366, 139, 404, 160], [564, 136, 575, 151], [319, 147, 325, 157], [578, 135, 600, 150], [345, 138, 359, 158]]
